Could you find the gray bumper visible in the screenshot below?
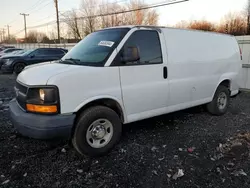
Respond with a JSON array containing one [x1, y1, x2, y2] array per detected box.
[[9, 99, 76, 139]]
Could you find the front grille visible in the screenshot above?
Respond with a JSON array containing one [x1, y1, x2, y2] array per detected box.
[[15, 81, 28, 110], [15, 81, 28, 95]]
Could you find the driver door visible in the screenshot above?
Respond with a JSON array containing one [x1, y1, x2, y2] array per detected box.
[[27, 49, 48, 65], [114, 30, 169, 122]]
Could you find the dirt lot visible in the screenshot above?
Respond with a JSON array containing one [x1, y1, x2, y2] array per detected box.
[[0, 74, 250, 188]]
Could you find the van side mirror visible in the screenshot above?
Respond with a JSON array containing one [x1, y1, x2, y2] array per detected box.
[[122, 46, 140, 63], [30, 54, 35, 58]]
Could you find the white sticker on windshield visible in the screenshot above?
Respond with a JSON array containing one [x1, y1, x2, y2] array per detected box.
[[98, 41, 115, 47]]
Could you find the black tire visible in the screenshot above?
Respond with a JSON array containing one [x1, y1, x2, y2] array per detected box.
[[72, 106, 122, 157], [13, 63, 26, 75], [206, 85, 230, 116]]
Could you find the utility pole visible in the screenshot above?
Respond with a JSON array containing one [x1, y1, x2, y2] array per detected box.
[[20, 13, 29, 40], [0, 31, 2, 43], [247, 0, 250, 35], [54, 0, 60, 43], [2, 29, 5, 42], [5, 25, 11, 42], [248, 14, 250, 35]]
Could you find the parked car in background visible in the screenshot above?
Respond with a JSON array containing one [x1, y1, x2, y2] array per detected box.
[[0, 48, 68, 74], [11, 49, 28, 55], [0, 48, 23, 57], [0, 46, 15, 52]]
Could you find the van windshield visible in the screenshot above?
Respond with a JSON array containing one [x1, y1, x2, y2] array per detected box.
[[60, 28, 130, 66]]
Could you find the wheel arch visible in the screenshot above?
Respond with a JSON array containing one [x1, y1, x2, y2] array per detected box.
[[12, 61, 27, 70], [212, 78, 231, 98], [74, 96, 126, 123], [71, 97, 126, 138]]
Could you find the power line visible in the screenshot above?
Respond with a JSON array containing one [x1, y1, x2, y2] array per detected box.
[[78, 0, 189, 20], [28, 0, 53, 14], [66, 0, 189, 22], [27, 21, 56, 29], [36, 13, 57, 23], [11, 0, 189, 35], [6, 19, 18, 25], [5, 0, 47, 25], [25, 0, 189, 30], [12, 29, 25, 36], [27, 13, 57, 27], [24, 0, 45, 13], [60, 0, 129, 13]]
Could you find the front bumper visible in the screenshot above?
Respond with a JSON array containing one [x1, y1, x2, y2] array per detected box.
[[9, 99, 76, 139], [1, 64, 12, 73]]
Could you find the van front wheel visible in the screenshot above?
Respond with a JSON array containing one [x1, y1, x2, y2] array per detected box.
[[206, 85, 230, 115], [72, 106, 122, 156]]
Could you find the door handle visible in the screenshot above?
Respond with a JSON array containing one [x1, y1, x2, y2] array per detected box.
[[163, 67, 168, 79]]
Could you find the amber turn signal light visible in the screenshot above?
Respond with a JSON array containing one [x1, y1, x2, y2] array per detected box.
[[26, 104, 58, 113]]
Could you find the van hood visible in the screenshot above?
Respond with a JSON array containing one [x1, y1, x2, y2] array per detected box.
[[17, 62, 79, 85]]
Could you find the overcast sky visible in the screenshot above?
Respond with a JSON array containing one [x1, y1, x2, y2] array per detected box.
[[0, 0, 247, 38]]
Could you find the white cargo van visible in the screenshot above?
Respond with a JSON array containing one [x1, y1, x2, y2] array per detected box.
[[10, 26, 241, 156]]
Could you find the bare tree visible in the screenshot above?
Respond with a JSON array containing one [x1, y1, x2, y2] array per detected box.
[[188, 20, 216, 31], [81, 0, 98, 35], [246, 0, 250, 34], [80, 0, 159, 33], [174, 13, 246, 36], [175, 20, 216, 31], [175, 20, 189, 28], [8, 35, 17, 44], [98, 0, 123, 28], [26, 30, 49, 43], [74, 0, 159, 37], [123, 0, 158, 25], [217, 12, 247, 36], [61, 10, 82, 39]]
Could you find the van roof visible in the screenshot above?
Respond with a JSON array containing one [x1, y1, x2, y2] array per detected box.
[[103, 25, 234, 37]]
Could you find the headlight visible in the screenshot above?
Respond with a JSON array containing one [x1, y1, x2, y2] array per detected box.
[[3, 59, 13, 65], [39, 89, 45, 101], [26, 87, 60, 114]]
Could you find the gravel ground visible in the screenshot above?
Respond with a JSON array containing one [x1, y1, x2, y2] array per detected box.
[[1, 74, 250, 188]]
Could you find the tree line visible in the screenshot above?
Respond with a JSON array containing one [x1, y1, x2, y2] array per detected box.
[[175, 12, 248, 36], [4, 0, 250, 44], [61, 0, 158, 39], [7, 0, 158, 43]]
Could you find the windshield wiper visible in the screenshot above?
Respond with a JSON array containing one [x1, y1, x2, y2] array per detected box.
[[60, 58, 81, 65]]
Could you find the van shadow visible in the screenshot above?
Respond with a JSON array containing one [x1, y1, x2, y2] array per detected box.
[[122, 105, 205, 134]]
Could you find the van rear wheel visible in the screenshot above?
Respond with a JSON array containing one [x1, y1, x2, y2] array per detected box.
[[72, 106, 122, 157], [206, 85, 230, 115]]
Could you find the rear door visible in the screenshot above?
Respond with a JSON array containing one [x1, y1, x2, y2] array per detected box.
[[114, 30, 169, 122], [46, 49, 65, 61], [27, 49, 49, 65]]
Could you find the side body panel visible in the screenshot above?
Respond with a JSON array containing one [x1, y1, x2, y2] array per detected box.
[[163, 28, 241, 107], [121, 28, 241, 123], [47, 66, 126, 121]]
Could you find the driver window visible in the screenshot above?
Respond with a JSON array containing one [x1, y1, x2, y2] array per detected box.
[[32, 49, 47, 56], [121, 30, 163, 65]]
